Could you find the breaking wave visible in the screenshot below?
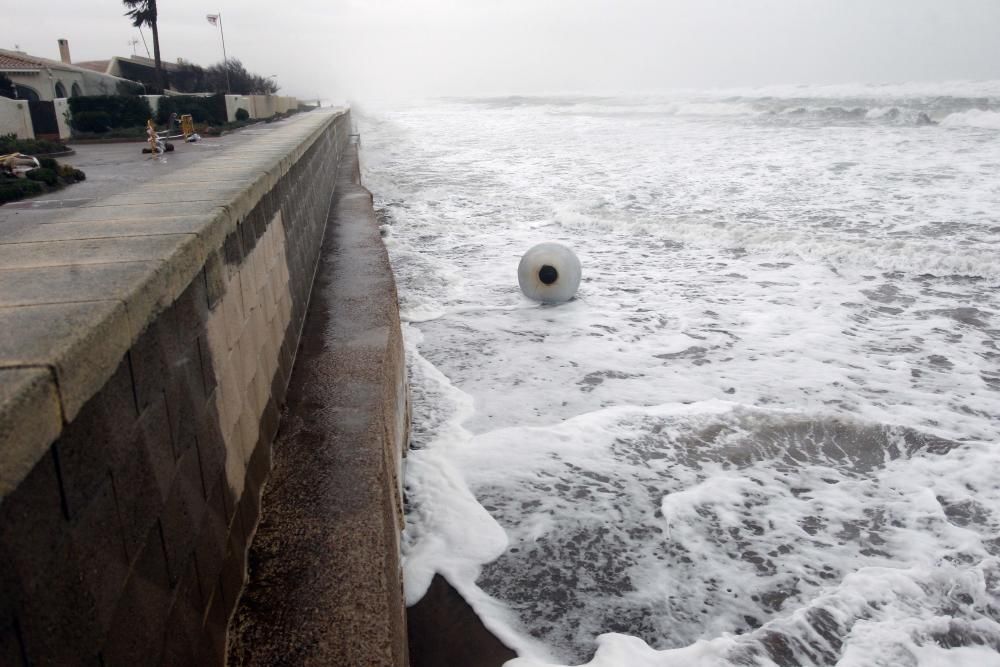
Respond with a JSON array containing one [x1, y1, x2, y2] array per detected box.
[[941, 109, 1000, 130]]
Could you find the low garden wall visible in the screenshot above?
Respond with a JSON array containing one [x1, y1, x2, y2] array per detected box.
[[0, 98, 34, 139]]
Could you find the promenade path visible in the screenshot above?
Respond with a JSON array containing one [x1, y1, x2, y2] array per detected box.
[[0, 110, 342, 500], [0, 120, 300, 240], [1, 110, 415, 666]]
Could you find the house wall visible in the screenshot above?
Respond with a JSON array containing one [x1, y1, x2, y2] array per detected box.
[[244, 96, 298, 120], [249, 95, 277, 120], [0, 96, 34, 139], [274, 97, 298, 115], [53, 98, 72, 140], [224, 95, 252, 122], [6, 68, 127, 102]]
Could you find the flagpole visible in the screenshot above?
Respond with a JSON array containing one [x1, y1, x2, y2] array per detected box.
[[218, 12, 230, 93]]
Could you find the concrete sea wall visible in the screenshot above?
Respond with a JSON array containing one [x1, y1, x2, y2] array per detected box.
[[0, 109, 407, 665], [228, 141, 410, 666]]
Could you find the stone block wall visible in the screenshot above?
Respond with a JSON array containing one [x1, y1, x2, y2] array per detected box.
[[0, 111, 350, 665]]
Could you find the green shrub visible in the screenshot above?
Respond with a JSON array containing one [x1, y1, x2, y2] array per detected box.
[[70, 126, 148, 140], [0, 179, 44, 204], [38, 157, 58, 171], [26, 168, 59, 186], [235, 107, 250, 121], [68, 95, 152, 131], [0, 133, 69, 155], [156, 94, 227, 125], [58, 164, 86, 182], [72, 111, 113, 133]]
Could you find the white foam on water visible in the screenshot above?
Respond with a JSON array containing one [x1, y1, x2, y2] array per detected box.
[[360, 85, 1000, 666], [941, 109, 1000, 130]]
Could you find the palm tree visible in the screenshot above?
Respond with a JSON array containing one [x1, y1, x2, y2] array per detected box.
[[122, 0, 165, 92]]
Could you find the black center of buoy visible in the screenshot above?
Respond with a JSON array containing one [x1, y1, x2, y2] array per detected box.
[[538, 265, 558, 285]]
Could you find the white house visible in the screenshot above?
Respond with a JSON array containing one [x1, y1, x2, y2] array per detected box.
[[0, 40, 140, 102]]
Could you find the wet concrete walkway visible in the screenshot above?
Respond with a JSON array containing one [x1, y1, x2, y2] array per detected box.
[[0, 119, 305, 240], [227, 142, 410, 666]]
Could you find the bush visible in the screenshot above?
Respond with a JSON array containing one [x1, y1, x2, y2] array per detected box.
[[0, 133, 69, 155], [26, 168, 59, 186], [68, 95, 152, 132], [69, 126, 148, 141], [0, 156, 85, 205], [235, 107, 250, 121], [58, 164, 86, 181], [156, 94, 227, 125], [203, 59, 278, 95], [0, 179, 44, 204], [71, 110, 113, 133]]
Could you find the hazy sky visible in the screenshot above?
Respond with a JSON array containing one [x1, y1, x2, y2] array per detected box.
[[6, 0, 1000, 101]]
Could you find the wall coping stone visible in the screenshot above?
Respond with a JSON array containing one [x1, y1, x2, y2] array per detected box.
[[0, 108, 347, 501]]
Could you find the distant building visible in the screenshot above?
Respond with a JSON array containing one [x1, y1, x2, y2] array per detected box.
[[0, 40, 141, 101], [76, 55, 202, 93]]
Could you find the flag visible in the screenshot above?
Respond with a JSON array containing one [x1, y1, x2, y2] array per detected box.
[[206, 14, 219, 26]]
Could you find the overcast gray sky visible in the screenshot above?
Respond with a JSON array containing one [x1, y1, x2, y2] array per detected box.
[[7, 0, 1000, 101]]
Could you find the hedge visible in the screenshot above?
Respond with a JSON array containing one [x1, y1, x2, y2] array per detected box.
[[0, 157, 86, 205], [72, 111, 113, 133], [156, 94, 228, 125], [0, 133, 69, 155], [26, 168, 59, 187], [0, 179, 44, 204], [68, 95, 152, 131]]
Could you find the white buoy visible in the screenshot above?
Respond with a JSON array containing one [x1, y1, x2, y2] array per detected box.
[[518, 242, 582, 304]]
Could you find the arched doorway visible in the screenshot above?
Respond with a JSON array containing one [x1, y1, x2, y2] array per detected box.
[[13, 85, 39, 101], [54, 81, 67, 98], [71, 82, 82, 97]]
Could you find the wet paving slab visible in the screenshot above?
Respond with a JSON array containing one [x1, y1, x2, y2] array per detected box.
[[0, 120, 298, 240]]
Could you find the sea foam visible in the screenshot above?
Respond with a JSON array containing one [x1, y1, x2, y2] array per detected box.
[[361, 85, 1000, 666]]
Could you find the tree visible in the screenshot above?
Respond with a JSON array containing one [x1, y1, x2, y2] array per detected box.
[[204, 59, 279, 95], [122, 0, 165, 92], [173, 58, 207, 93]]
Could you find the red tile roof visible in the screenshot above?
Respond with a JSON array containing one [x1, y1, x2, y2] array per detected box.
[[0, 52, 43, 71]]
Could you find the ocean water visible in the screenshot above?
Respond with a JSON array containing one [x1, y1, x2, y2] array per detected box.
[[358, 83, 1000, 667]]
